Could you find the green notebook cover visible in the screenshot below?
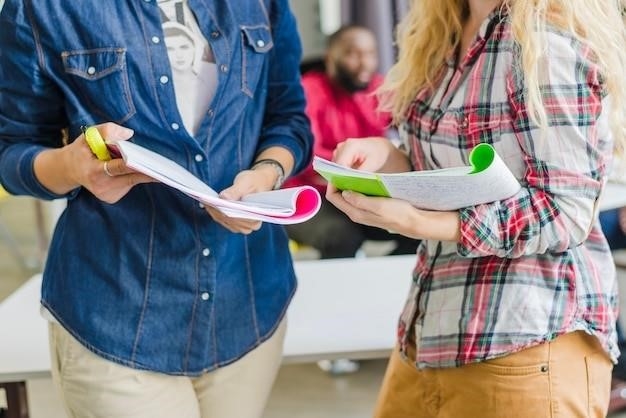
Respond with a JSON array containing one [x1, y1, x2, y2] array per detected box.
[[314, 143, 496, 197], [316, 172, 390, 197]]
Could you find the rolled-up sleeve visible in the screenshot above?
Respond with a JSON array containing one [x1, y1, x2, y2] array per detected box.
[[458, 31, 610, 258], [255, 0, 313, 175], [0, 1, 68, 199]]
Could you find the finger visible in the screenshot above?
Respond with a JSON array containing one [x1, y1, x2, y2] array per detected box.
[[332, 142, 345, 161], [325, 189, 352, 212], [228, 219, 262, 231], [332, 138, 364, 166], [219, 185, 243, 201], [341, 190, 368, 208], [103, 161, 114, 177], [220, 221, 254, 234], [342, 190, 387, 214], [96, 122, 134, 142], [220, 174, 257, 200], [205, 206, 262, 233], [326, 183, 338, 196], [205, 207, 240, 232], [119, 173, 155, 188], [325, 186, 345, 207], [102, 158, 133, 176]]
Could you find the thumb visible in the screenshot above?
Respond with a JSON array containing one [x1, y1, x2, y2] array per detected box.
[[219, 184, 245, 201], [97, 122, 135, 142], [220, 172, 259, 201]]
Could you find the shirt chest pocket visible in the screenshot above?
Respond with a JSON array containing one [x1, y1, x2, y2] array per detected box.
[[455, 104, 505, 149], [62, 48, 136, 124], [240, 26, 273, 98]]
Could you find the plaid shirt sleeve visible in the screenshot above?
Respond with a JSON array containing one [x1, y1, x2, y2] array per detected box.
[[458, 31, 611, 258]]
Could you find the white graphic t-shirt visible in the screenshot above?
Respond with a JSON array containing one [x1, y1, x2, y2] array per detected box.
[[158, 0, 218, 135]]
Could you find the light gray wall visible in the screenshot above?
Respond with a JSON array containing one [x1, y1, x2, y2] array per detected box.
[[0, 1, 326, 61], [0, 1, 329, 61], [288, 0, 327, 60]]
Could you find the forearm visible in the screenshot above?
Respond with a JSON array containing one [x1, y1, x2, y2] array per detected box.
[[258, 0, 313, 175], [457, 186, 598, 258], [254, 146, 295, 176], [252, 146, 295, 190], [33, 146, 79, 195], [406, 208, 461, 242]]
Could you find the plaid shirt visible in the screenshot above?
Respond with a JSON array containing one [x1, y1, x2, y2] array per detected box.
[[399, 9, 619, 368]]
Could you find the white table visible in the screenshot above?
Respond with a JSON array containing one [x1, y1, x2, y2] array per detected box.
[[0, 255, 414, 417], [284, 256, 412, 363]]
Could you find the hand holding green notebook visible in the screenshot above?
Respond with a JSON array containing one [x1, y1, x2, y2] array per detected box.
[[312, 143, 521, 211]]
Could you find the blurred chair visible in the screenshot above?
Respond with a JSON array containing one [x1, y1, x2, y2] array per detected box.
[[299, 56, 325, 75]]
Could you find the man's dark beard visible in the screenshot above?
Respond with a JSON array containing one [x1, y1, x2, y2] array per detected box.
[[334, 63, 370, 93]]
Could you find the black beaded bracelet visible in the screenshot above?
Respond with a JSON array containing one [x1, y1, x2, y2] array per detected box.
[[251, 158, 286, 190]]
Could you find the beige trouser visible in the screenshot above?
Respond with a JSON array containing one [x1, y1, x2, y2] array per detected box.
[[374, 331, 612, 418], [48, 320, 286, 418]]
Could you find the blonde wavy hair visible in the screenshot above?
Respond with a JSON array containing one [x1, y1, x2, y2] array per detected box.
[[379, 0, 626, 151]]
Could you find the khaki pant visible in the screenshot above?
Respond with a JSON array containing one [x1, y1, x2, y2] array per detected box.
[[48, 320, 286, 418], [374, 331, 612, 418]]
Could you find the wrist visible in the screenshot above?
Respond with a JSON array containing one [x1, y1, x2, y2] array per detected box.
[[251, 158, 285, 190], [34, 147, 79, 194]]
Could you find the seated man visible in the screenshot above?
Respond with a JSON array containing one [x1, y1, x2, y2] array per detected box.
[[285, 25, 418, 259]]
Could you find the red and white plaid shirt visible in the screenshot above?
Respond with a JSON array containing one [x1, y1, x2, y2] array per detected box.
[[399, 9, 618, 368]]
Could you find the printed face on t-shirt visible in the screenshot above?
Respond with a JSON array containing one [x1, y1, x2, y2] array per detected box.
[[165, 33, 195, 72]]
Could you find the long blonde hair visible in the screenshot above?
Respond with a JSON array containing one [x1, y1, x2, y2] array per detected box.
[[380, 0, 626, 151]]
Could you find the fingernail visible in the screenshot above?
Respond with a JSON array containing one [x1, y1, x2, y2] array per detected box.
[[342, 190, 353, 199]]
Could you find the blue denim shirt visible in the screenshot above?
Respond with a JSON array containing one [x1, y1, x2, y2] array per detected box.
[[0, 0, 313, 375]]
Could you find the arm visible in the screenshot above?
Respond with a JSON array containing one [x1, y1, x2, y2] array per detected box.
[[0, 3, 151, 204], [253, 0, 313, 179], [329, 32, 609, 249], [0, 1, 69, 199], [457, 32, 610, 258], [207, 0, 312, 232]]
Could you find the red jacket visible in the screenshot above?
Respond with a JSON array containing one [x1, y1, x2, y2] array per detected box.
[[285, 70, 390, 192]]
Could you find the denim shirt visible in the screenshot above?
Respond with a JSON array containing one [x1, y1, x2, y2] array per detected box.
[[0, 0, 313, 375]]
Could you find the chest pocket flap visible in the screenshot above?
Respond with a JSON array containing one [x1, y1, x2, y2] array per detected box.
[[242, 26, 274, 53], [61, 47, 135, 123], [240, 25, 274, 97], [63, 48, 126, 80]]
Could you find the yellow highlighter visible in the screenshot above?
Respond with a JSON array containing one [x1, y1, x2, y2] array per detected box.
[[82, 125, 112, 161]]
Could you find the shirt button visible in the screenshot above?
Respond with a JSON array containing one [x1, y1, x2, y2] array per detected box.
[[201, 292, 210, 301], [207, 109, 214, 117], [159, 75, 169, 84], [171, 122, 180, 130], [198, 202, 205, 209], [151, 36, 160, 44], [256, 40, 266, 48], [87, 66, 96, 75], [195, 154, 204, 162], [460, 116, 469, 129], [211, 31, 220, 39], [202, 248, 210, 257], [220, 64, 228, 73]]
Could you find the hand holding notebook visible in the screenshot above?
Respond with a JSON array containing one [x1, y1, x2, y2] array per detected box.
[[313, 143, 521, 211]]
